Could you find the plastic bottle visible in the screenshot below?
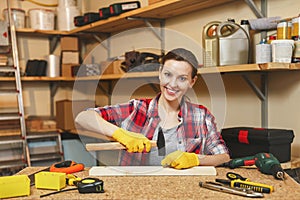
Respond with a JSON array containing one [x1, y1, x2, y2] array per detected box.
[[202, 21, 221, 67], [217, 21, 249, 66], [240, 19, 250, 39]]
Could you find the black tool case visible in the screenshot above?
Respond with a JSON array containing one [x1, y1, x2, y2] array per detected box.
[[74, 16, 85, 27], [84, 12, 100, 24], [221, 127, 294, 162], [109, 1, 141, 16], [99, 7, 110, 20]]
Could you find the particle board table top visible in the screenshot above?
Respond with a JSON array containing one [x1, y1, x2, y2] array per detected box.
[[14, 166, 300, 199]]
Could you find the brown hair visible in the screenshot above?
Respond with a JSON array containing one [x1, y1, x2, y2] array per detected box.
[[161, 48, 198, 78]]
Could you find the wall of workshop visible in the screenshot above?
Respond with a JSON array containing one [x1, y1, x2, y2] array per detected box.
[[1, 0, 300, 158], [85, 0, 300, 158]]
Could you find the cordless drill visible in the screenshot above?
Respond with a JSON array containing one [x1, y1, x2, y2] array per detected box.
[[221, 153, 285, 180]]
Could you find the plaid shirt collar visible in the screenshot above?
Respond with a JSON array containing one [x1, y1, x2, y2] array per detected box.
[[149, 93, 184, 122]]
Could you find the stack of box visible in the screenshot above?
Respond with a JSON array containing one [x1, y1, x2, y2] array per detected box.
[[60, 36, 80, 77]]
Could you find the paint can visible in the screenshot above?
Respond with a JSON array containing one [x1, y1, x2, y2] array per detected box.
[[292, 40, 300, 63], [28, 8, 55, 30], [256, 42, 272, 64], [271, 39, 294, 63], [58, 0, 77, 7], [277, 21, 292, 39], [57, 6, 80, 31], [2, 8, 25, 29], [292, 17, 300, 39]]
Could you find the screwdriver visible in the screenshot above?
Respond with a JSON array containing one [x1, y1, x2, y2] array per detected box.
[[226, 172, 249, 181], [216, 178, 274, 193]]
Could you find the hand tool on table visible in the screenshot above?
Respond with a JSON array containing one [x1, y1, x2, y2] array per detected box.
[[28, 160, 85, 186], [216, 172, 274, 193], [199, 181, 264, 198], [220, 152, 285, 180], [40, 177, 104, 198]]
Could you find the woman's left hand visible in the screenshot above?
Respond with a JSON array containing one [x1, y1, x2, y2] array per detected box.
[[161, 150, 200, 169]]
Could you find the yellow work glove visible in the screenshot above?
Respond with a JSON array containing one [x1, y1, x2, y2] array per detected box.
[[161, 150, 200, 169], [112, 128, 151, 153]]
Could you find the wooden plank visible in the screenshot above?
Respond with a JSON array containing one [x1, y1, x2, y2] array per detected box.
[[89, 166, 217, 176], [86, 140, 157, 151]]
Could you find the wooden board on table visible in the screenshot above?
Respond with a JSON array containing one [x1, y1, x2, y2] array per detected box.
[[89, 166, 216, 176]]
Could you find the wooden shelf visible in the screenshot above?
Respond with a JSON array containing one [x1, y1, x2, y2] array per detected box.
[[69, 0, 237, 34], [15, 0, 236, 36], [1, 63, 299, 82]]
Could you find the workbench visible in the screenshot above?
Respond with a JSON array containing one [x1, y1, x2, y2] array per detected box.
[[14, 166, 300, 199]]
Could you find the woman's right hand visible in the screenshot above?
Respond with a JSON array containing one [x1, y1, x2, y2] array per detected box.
[[112, 128, 151, 153]]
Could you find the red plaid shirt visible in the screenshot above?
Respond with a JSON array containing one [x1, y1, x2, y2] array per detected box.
[[93, 93, 228, 165]]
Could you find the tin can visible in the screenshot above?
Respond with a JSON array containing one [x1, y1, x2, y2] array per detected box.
[[2, 8, 25, 29], [277, 21, 292, 39], [292, 17, 300, 39], [271, 39, 294, 63], [256, 43, 272, 64], [292, 39, 300, 63]]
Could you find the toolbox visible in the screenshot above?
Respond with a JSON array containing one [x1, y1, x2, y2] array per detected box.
[[84, 12, 100, 24], [221, 127, 294, 162], [99, 7, 110, 20], [74, 15, 85, 27]]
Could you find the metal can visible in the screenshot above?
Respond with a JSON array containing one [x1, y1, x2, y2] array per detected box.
[[292, 17, 300, 39], [256, 43, 272, 64], [277, 21, 292, 39]]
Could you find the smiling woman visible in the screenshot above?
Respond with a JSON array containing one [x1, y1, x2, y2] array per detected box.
[[75, 48, 230, 168]]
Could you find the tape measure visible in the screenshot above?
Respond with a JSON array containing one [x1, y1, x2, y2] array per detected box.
[[76, 178, 104, 193]]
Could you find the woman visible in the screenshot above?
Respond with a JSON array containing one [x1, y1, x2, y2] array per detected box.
[[75, 48, 230, 169]]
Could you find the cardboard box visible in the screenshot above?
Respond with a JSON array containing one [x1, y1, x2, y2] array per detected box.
[[56, 100, 95, 130], [60, 36, 79, 51], [100, 60, 124, 74], [61, 64, 80, 77], [221, 127, 295, 162]]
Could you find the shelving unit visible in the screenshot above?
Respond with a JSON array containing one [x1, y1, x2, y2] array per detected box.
[[0, 0, 298, 132]]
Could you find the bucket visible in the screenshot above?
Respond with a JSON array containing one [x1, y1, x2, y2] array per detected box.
[[58, 0, 77, 7], [2, 8, 25, 29], [217, 21, 249, 66], [28, 8, 55, 30], [46, 55, 60, 77], [57, 6, 80, 31], [271, 40, 294, 63], [202, 21, 221, 67], [255, 43, 272, 64]]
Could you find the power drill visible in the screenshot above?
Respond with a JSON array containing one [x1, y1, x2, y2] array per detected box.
[[221, 153, 285, 180]]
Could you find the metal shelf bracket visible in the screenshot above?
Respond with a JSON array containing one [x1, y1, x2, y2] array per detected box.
[[242, 73, 268, 127]]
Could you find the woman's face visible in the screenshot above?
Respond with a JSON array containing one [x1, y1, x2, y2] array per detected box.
[[159, 59, 197, 103]]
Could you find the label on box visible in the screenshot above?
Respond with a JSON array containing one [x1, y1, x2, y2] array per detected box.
[[122, 2, 139, 10]]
